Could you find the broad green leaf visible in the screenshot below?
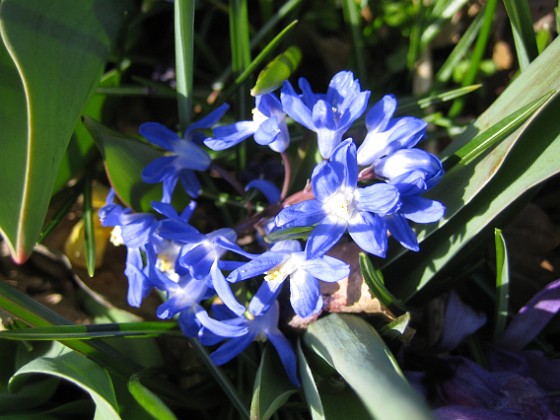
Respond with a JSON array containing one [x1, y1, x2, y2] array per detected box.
[[250, 345, 297, 420], [493, 228, 510, 340], [11, 341, 120, 419], [129, 373, 177, 420], [503, 0, 539, 70], [379, 312, 413, 344], [303, 314, 432, 420], [53, 70, 121, 195], [296, 340, 370, 420], [83, 116, 164, 212], [251, 45, 301, 96], [0, 340, 59, 413], [386, 92, 560, 300], [383, 37, 560, 293], [0, 0, 127, 263]]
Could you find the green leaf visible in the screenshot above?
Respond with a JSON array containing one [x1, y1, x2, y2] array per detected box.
[[83, 116, 165, 212], [386, 92, 560, 300], [250, 345, 297, 420], [0, 322, 178, 341], [174, 0, 195, 131], [503, 0, 539, 70], [53, 69, 121, 195], [128, 372, 177, 420], [0, 340, 59, 413], [493, 228, 510, 340], [359, 253, 407, 312], [303, 314, 432, 420], [264, 226, 312, 243], [10, 341, 120, 419], [251, 45, 302, 96], [0, 0, 127, 263], [296, 340, 370, 420]]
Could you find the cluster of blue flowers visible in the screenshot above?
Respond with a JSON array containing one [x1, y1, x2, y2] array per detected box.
[[99, 71, 445, 386]]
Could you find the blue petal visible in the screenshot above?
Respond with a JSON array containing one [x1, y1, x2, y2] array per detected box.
[[157, 219, 203, 243], [227, 252, 286, 283], [245, 179, 281, 204], [302, 255, 350, 282], [270, 240, 302, 253], [375, 148, 443, 183], [365, 95, 397, 132], [401, 196, 445, 223], [211, 265, 246, 316], [305, 216, 347, 259], [312, 99, 336, 131], [274, 200, 325, 229], [311, 161, 342, 201], [256, 93, 283, 116], [248, 279, 284, 317], [139, 122, 179, 151], [329, 139, 358, 189], [385, 214, 419, 251], [195, 306, 249, 338], [142, 156, 176, 184], [210, 334, 256, 366], [120, 213, 156, 247], [187, 103, 229, 133], [178, 242, 215, 279], [289, 269, 323, 318], [205, 121, 257, 150], [355, 183, 400, 216], [254, 116, 280, 145], [348, 211, 388, 257], [266, 332, 300, 387], [178, 308, 201, 337], [178, 169, 202, 198], [124, 248, 151, 307], [280, 81, 314, 130], [173, 140, 211, 171]]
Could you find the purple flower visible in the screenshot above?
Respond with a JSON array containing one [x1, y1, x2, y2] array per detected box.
[[227, 240, 350, 318], [205, 93, 289, 153], [275, 139, 400, 258], [198, 299, 300, 386], [140, 104, 229, 201], [281, 71, 370, 159]]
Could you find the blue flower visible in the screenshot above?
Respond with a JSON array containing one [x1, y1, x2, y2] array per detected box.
[[383, 167, 446, 252], [140, 103, 229, 201], [99, 190, 158, 307], [275, 139, 400, 258], [228, 240, 350, 318], [205, 93, 290, 153], [157, 219, 248, 316], [356, 95, 427, 167], [281, 71, 370, 159], [198, 299, 300, 386]]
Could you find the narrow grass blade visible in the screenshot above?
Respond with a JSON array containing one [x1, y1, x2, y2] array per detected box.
[[229, 0, 252, 118], [493, 228, 510, 340], [188, 337, 250, 419], [447, 90, 555, 168], [435, 11, 485, 83], [503, 0, 539, 70], [0, 322, 178, 341], [38, 181, 84, 243], [83, 168, 96, 277], [129, 372, 177, 420], [174, 0, 195, 131], [398, 85, 481, 114], [359, 253, 407, 313], [448, 0, 498, 117], [341, 0, 366, 82]]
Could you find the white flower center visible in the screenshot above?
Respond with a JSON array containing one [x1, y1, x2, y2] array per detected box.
[[252, 107, 268, 124], [110, 226, 124, 247], [323, 188, 356, 221], [263, 253, 302, 282]]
